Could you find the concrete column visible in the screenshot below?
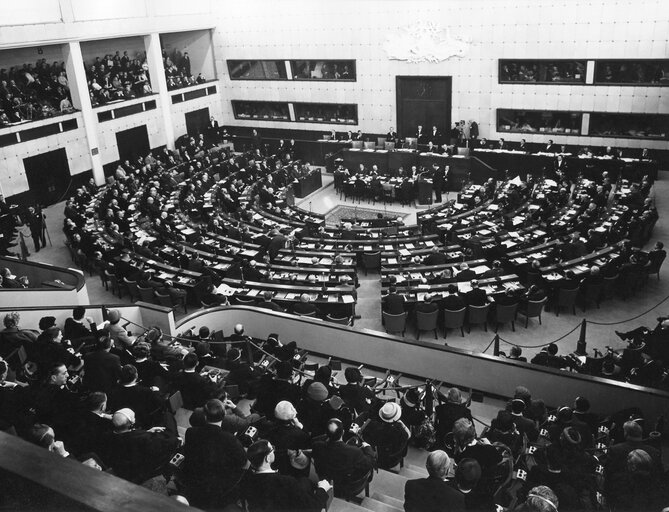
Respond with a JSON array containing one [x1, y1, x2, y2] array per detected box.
[[63, 41, 105, 185], [144, 32, 175, 150]]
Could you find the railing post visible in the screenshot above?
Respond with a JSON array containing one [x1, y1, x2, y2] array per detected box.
[[493, 334, 500, 356], [576, 319, 587, 355]]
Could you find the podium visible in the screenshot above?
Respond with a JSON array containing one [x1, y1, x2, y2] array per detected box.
[[418, 179, 433, 205]]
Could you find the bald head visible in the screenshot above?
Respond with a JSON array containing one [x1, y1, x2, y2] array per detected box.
[[426, 450, 452, 479]]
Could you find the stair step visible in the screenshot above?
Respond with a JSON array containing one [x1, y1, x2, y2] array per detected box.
[[371, 492, 404, 510], [398, 467, 427, 480], [362, 497, 403, 512], [330, 498, 373, 512], [404, 463, 429, 477], [371, 469, 409, 501]]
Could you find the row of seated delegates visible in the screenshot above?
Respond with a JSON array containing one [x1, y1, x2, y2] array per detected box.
[[161, 48, 207, 90], [84, 50, 152, 106], [0, 267, 29, 288], [501, 61, 586, 83], [0, 310, 667, 511], [473, 136, 656, 160], [0, 59, 73, 126]]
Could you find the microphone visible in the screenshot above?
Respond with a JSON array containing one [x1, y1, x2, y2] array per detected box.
[[309, 201, 312, 214]]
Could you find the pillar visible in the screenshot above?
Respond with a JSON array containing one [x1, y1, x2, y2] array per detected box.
[[144, 32, 175, 150]]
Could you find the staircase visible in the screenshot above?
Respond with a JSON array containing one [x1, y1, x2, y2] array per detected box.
[[330, 447, 430, 512]]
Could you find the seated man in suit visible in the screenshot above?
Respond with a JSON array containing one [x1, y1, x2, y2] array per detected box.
[[404, 450, 465, 512], [312, 418, 377, 498], [456, 263, 476, 282], [172, 353, 223, 409], [293, 293, 319, 316], [258, 290, 284, 312], [415, 294, 439, 315], [241, 439, 331, 511], [383, 285, 406, 315], [464, 280, 487, 307], [442, 284, 466, 311], [423, 246, 447, 266]]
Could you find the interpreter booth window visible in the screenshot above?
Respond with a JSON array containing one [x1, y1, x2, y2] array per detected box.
[[499, 59, 586, 84], [231, 100, 290, 121], [161, 29, 216, 90], [293, 103, 358, 125], [497, 109, 582, 135], [594, 60, 669, 85], [589, 113, 669, 140], [80, 36, 153, 107], [227, 60, 288, 80], [290, 60, 356, 81]]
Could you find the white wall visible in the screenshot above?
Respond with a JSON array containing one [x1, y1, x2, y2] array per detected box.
[[170, 87, 224, 139], [160, 29, 216, 80], [217, 0, 669, 149], [0, 114, 89, 197], [0, 45, 65, 74], [96, 106, 166, 164]]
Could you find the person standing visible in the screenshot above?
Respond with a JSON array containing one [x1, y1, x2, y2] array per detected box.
[[27, 205, 46, 252]]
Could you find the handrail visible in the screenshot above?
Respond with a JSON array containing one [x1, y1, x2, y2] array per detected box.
[[0, 432, 192, 512], [0, 255, 85, 292], [174, 306, 669, 420]]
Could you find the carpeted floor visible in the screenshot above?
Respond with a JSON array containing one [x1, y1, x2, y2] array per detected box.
[[324, 204, 410, 225]]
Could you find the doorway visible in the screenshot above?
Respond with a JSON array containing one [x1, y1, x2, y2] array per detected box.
[[23, 148, 71, 206], [185, 108, 210, 138], [115, 125, 150, 162], [396, 76, 452, 141]]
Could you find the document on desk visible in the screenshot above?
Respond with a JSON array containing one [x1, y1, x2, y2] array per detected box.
[[424, 240, 435, 247], [473, 265, 491, 275], [328, 295, 339, 303], [405, 243, 415, 249], [457, 282, 473, 293], [387, 258, 398, 264], [342, 295, 354, 304], [399, 249, 411, 256], [245, 289, 260, 297], [320, 258, 333, 265]]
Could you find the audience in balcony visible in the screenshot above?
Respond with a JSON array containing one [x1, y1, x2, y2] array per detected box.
[[85, 50, 152, 106], [162, 48, 207, 90], [0, 59, 73, 126]]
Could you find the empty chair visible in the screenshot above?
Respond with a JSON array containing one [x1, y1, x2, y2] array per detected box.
[[601, 274, 618, 301], [555, 287, 578, 316], [382, 311, 407, 336], [325, 314, 353, 326], [361, 251, 381, 275], [581, 282, 603, 312], [416, 309, 438, 340], [645, 253, 666, 281], [492, 303, 518, 332], [124, 278, 140, 302], [443, 307, 466, 338], [154, 291, 173, 309], [518, 297, 547, 328], [137, 285, 156, 304], [467, 303, 490, 332]]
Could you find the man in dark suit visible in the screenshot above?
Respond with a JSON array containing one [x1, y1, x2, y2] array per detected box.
[[456, 263, 476, 282], [416, 125, 426, 144], [387, 127, 397, 143], [241, 439, 331, 512], [430, 125, 441, 145], [415, 294, 439, 315], [172, 353, 222, 409], [383, 286, 406, 315], [545, 139, 556, 153], [312, 418, 376, 498], [293, 293, 319, 316], [423, 246, 447, 266], [443, 284, 466, 311], [102, 407, 180, 484], [182, 399, 248, 509], [107, 364, 165, 429], [83, 336, 122, 394], [404, 450, 465, 512], [464, 280, 487, 306]]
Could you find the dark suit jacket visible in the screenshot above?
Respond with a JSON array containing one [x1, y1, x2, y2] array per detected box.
[[240, 472, 328, 512], [443, 294, 466, 311], [182, 424, 247, 503], [173, 370, 219, 409], [107, 384, 165, 429], [83, 350, 122, 393], [312, 439, 376, 490], [404, 477, 466, 512], [383, 293, 406, 314], [464, 288, 487, 306]]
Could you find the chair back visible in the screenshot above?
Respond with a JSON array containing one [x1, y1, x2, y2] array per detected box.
[[296, 311, 316, 317], [443, 307, 466, 329], [601, 274, 618, 298], [362, 251, 381, 270], [647, 253, 666, 275], [525, 297, 547, 318], [583, 282, 603, 304], [234, 297, 256, 305], [382, 311, 407, 335], [137, 285, 156, 303], [557, 287, 579, 307], [325, 314, 351, 326], [468, 303, 490, 324], [495, 303, 518, 324], [124, 278, 139, 300], [154, 291, 172, 308], [416, 309, 438, 331], [168, 390, 184, 413]]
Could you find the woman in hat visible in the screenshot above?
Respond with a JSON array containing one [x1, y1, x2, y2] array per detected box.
[[362, 401, 411, 470]]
